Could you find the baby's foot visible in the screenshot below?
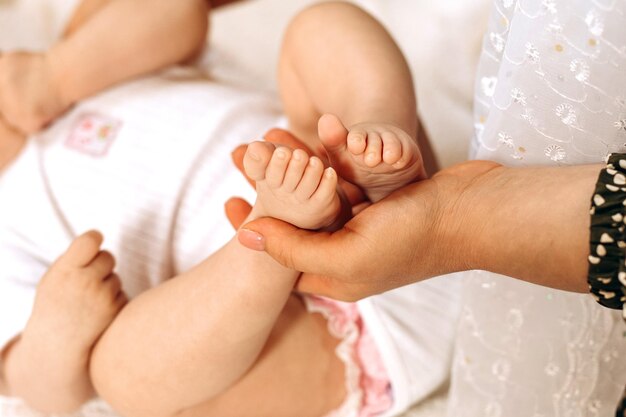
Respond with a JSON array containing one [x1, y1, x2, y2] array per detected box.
[[28, 231, 127, 352], [0, 52, 69, 134], [243, 142, 341, 230], [318, 113, 426, 202]]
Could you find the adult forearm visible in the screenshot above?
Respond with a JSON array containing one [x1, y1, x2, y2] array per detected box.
[[457, 164, 599, 292]]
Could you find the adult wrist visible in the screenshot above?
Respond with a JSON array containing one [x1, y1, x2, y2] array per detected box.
[[417, 161, 504, 280], [455, 163, 599, 292]]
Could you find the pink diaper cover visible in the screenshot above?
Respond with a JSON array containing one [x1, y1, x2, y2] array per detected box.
[[303, 295, 393, 417]]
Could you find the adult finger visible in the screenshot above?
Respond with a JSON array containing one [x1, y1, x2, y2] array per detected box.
[[339, 178, 366, 206], [225, 197, 253, 230], [295, 273, 343, 299], [263, 128, 315, 156], [295, 274, 371, 302], [238, 217, 356, 276]]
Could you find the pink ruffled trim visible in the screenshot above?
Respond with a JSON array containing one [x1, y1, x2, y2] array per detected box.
[[303, 295, 392, 417]]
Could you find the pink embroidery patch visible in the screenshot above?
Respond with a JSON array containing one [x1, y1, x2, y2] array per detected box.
[[65, 113, 121, 157]]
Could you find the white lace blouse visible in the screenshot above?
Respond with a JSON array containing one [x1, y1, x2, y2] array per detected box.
[[448, 1, 626, 416]]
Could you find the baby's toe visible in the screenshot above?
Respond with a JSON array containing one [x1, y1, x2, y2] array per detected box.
[[243, 141, 276, 182], [266, 147, 293, 188], [318, 114, 349, 152], [311, 167, 338, 203], [381, 132, 403, 165], [392, 153, 412, 169], [295, 157, 324, 201], [347, 129, 367, 155], [363, 132, 383, 167], [281, 149, 309, 192]]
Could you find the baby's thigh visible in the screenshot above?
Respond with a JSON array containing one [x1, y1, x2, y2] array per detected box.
[[178, 295, 346, 417]]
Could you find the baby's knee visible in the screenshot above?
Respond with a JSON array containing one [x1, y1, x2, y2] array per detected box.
[[171, 0, 211, 58], [284, 2, 370, 49], [289, 1, 368, 30]]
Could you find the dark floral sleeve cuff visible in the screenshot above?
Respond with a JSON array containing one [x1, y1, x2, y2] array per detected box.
[[588, 153, 626, 318]]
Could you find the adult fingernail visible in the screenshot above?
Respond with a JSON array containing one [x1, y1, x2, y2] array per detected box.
[[238, 229, 266, 251]]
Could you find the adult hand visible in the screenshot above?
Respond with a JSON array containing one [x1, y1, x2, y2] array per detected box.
[[237, 160, 500, 300], [238, 160, 597, 300]]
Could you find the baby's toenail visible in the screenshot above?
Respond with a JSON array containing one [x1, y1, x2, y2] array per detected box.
[[276, 150, 287, 159], [293, 152, 303, 161]]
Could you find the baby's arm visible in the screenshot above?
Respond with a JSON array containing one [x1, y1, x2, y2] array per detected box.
[[0, 232, 126, 414]]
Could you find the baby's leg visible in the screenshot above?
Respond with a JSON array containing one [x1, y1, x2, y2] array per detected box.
[[0, 0, 209, 134], [90, 149, 344, 416], [94, 295, 346, 417], [63, 0, 244, 38], [62, 0, 115, 37], [279, 2, 426, 202], [176, 295, 346, 417]]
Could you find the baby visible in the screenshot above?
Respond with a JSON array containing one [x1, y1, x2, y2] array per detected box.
[[0, 3, 431, 417]]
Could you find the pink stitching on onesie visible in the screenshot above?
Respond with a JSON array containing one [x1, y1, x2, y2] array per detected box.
[[65, 113, 122, 157]]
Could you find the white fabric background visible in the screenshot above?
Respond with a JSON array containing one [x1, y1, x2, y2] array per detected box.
[[449, 1, 626, 416]]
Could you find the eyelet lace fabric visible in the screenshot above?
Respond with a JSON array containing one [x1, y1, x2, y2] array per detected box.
[[449, 1, 626, 416]]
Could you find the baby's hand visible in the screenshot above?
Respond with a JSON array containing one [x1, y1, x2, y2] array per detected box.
[[28, 231, 127, 351], [4, 231, 127, 412]]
